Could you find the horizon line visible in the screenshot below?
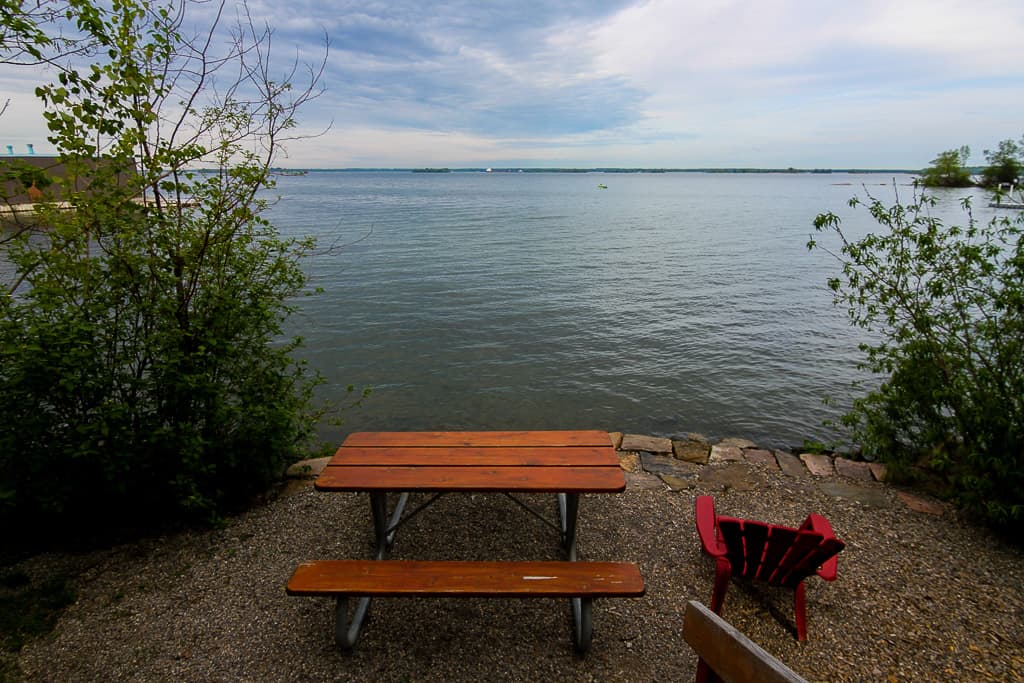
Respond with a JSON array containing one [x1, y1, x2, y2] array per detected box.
[[269, 166, 925, 173]]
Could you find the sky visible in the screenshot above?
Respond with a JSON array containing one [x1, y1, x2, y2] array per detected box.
[[2, 0, 1024, 168]]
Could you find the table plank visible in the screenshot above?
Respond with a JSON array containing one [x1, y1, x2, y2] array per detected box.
[[315, 465, 626, 493], [287, 560, 645, 598], [328, 446, 619, 467], [341, 430, 613, 448]]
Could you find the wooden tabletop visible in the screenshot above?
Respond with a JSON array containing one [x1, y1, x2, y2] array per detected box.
[[314, 430, 626, 493]]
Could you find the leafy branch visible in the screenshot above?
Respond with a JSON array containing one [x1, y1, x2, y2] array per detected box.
[[810, 184, 1024, 528]]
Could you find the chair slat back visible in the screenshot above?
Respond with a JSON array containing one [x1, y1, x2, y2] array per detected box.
[[765, 530, 825, 585], [739, 521, 769, 579], [774, 537, 845, 587], [757, 526, 797, 581], [716, 517, 842, 588]]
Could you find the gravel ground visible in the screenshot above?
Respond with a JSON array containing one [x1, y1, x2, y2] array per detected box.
[[10, 464, 1024, 682]]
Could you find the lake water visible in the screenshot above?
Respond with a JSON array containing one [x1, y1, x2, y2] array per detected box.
[[266, 171, 995, 450]]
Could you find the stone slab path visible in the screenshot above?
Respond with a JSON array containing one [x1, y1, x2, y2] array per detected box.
[[607, 432, 946, 516]]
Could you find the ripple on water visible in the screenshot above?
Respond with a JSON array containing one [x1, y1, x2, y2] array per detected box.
[[270, 171, 976, 448]]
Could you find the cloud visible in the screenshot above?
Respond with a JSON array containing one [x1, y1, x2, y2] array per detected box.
[[539, 0, 1024, 165], [2, 0, 1022, 166], [293, 1, 646, 139], [583, 0, 1024, 87]]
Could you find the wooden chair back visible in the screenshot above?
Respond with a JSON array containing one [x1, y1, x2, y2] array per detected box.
[[714, 516, 844, 588], [683, 600, 808, 683]]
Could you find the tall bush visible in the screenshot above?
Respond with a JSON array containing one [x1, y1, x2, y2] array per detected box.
[[0, 0, 331, 536], [809, 188, 1023, 528]]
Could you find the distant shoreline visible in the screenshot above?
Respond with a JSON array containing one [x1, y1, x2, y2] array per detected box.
[[277, 167, 922, 174]]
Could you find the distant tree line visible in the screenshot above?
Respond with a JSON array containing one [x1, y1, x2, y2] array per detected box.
[[920, 136, 1024, 188]]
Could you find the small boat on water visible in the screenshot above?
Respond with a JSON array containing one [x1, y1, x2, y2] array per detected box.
[[597, 184, 608, 190]]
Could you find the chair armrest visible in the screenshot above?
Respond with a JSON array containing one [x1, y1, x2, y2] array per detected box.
[[799, 512, 835, 536], [800, 513, 840, 581], [695, 496, 727, 557]]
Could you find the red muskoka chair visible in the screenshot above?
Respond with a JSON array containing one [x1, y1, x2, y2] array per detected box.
[[694, 495, 844, 642]]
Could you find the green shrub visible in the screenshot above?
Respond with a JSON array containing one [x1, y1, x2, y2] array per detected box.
[[0, 0, 333, 538], [810, 188, 1023, 529], [0, 161, 54, 192]]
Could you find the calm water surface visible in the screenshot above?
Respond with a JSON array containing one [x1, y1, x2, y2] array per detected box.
[[267, 172, 995, 449]]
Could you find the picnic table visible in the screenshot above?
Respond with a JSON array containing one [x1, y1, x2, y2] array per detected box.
[[287, 430, 645, 652]]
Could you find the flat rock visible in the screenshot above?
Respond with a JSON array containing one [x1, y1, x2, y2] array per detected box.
[[660, 474, 695, 491], [718, 437, 758, 449], [685, 432, 710, 444], [624, 470, 667, 490], [744, 449, 778, 469], [640, 453, 699, 478], [673, 439, 710, 464], [819, 480, 892, 508], [774, 451, 807, 477], [708, 444, 744, 463], [618, 452, 642, 473], [896, 491, 946, 515], [620, 434, 673, 454], [697, 463, 763, 492], [285, 456, 330, 479], [800, 453, 835, 476], [834, 457, 874, 481], [869, 462, 888, 482]]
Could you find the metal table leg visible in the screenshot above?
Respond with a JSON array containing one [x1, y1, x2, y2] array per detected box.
[[370, 492, 409, 559], [558, 492, 580, 561], [559, 492, 592, 652], [341, 491, 412, 648]]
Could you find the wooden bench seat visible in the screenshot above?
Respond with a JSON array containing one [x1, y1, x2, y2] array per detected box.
[[287, 559, 645, 652]]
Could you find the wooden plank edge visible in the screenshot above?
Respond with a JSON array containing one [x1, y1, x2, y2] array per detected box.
[[326, 445, 619, 467], [341, 430, 614, 448], [287, 560, 645, 598], [313, 465, 626, 493], [682, 600, 807, 683]]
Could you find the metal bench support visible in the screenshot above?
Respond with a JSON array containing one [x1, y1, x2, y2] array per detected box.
[[335, 596, 366, 650], [571, 596, 593, 653]]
